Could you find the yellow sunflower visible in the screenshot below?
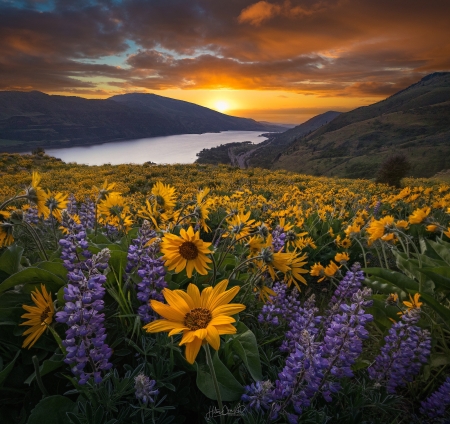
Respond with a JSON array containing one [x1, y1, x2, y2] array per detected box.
[[335, 252, 350, 264], [20, 284, 54, 349], [366, 215, 395, 244], [43, 190, 68, 221], [0, 222, 14, 247], [160, 226, 212, 278], [94, 179, 120, 202], [25, 172, 48, 217], [284, 251, 308, 291], [403, 293, 422, 310], [151, 181, 177, 211], [138, 200, 172, 230], [310, 263, 326, 282], [408, 207, 431, 224], [143, 279, 245, 364], [223, 211, 255, 239]]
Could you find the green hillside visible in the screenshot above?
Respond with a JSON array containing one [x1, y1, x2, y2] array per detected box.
[[271, 72, 450, 178]]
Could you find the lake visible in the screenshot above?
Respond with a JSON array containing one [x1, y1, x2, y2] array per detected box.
[[43, 131, 269, 165]]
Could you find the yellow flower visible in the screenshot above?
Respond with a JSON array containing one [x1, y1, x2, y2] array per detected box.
[[143, 280, 245, 364], [340, 238, 352, 249], [386, 293, 399, 306], [0, 222, 14, 247], [138, 200, 171, 230], [94, 179, 120, 202], [20, 284, 54, 349], [335, 252, 350, 264], [310, 263, 326, 282], [151, 181, 177, 211], [25, 172, 48, 217], [160, 226, 212, 278], [408, 207, 431, 224], [223, 211, 255, 239], [254, 284, 276, 303], [284, 251, 308, 291], [366, 216, 395, 244], [395, 220, 409, 229], [43, 190, 68, 221], [344, 223, 361, 238], [324, 261, 340, 278], [403, 293, 422, 310], [426, 224, 439, 232]]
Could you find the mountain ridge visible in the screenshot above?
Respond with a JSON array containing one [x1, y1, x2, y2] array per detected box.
[[270, 72, 450, 178], [0, 91, 283, 152]]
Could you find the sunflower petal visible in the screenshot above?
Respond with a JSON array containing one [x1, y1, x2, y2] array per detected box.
[[209, 286, 240, 311], [185, 337, 202, 364], [150, 300, 185, 322], [187, 284, 201, 308], [180, 331, 197, 346], [214, 324, 238, 335], [162, 289, 190, 315], [211, 303, 246, 318], [206, 325, 221, 350], [143, 319, 185, 333], [209, 315, 236, 326]]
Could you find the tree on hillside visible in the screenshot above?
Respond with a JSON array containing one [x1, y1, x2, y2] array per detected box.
[[376, 154, 411, 187]]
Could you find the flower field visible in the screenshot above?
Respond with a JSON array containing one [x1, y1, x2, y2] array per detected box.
[[0, 153, 449, 423]]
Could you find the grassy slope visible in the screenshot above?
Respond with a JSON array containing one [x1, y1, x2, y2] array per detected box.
[[271, 73, 450, 178]]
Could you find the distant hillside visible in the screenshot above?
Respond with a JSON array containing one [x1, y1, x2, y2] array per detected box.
[[271, 72, 450, 178], [246, 111, 341, 169], [0, 91, 282, 152]]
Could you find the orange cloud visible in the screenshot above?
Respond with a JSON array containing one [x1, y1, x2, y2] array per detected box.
[[238, 1, 282, 26]]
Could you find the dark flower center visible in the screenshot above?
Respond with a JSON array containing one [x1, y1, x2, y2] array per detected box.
[[179, 241, 199, 260], [40, 306, 51, 323], [184, 308, 212, 330]]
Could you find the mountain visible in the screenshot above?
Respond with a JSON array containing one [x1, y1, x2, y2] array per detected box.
[[0, 91, 283, 152], [270, 72, 450, 178], [245, 111, 341, 169]]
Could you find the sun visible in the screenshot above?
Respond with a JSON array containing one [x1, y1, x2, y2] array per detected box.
[[214, 100, 230, 113]]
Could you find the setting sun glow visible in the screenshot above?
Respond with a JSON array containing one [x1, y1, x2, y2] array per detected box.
[[214, 100, 230, 113]]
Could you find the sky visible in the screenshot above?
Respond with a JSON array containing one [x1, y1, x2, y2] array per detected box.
[[1, 0, 449, 124]]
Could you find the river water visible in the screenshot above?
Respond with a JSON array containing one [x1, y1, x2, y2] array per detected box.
[[43, 131, 269, 165]]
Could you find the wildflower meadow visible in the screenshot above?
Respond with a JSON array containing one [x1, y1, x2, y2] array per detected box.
[[0, 153, 449, 423]]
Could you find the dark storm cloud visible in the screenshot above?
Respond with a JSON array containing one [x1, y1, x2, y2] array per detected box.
[[1, 0, 449, 96]]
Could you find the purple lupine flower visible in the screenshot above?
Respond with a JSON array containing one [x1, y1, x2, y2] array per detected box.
[[318, 288, 373, 398], [324, 262, 364, 327], [67, 194, 78, 215], [56, 249, 113, 384], [24, 207, 39, 225], [250, 266, 373, 419], [241, 381, 274, 411], [79, 199, 95, 229], [272, 226, 286, 252], [420, 377, 450, 419], [280, 295, 322, 354], [373, 200, 382, 217], [258, 282, 302, 326], [59, 211, 92, 272], [368, 308, 431, 393], [134, 374, 159, 404], [126, 220, 167, 323]]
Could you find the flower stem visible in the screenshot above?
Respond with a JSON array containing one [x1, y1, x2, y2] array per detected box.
[[32, 355, 49, 397], [204, 344, 224, 424]]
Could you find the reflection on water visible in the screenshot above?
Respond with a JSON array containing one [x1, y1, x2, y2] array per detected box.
[[42, 131, 269, 165]]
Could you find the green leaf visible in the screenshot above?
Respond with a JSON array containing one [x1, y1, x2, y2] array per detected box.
[[0, 350, 20, 386], [393, 251, 426, 283], [426, 240, 450, 265], [0, 245, 23, 277], [430, 354, 450, 368], [27, 395, 75, 424], [196, 350, 244, 401], [88, 233, 111, 244], [364, 277, 407, 298], [0, 268, 66, 294], [419, 292, 450, 329], [36, 262, 68, 281], [418, 267, 450, 291], [24, 354, 64, 385], [230, 322, 263, 381], [363, 268, 418, 292]]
